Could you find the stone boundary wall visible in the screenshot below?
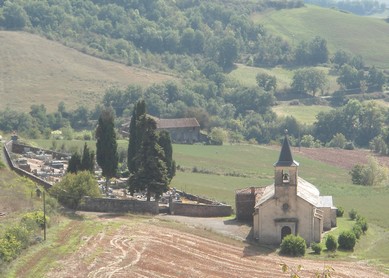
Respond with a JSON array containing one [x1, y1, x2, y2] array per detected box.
[[79, 196, 159, 214], [3, 141, 52, 190], [170, 202, 232, 217]]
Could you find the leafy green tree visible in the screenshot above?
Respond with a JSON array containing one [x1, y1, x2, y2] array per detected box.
[[96, 107, 118, 187], [309, 36, 329, 65], [217, 36, 238, 70], [1, 2, 29, 29], [328, 133, 346, 148], [291, 68, 327, 96], [50, 171, 100, 209], [337, 64, 363, 90], [332, 49, 352, 69], [256, 73, 277, 92], [367, 66, 386, 91]]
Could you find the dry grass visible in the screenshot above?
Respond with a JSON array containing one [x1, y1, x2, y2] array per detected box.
[[0, 31, 175, 112]]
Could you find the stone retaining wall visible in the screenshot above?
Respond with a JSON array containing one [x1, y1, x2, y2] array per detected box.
[[79, 196, 159, 214], [3, 141, 52, 190], [170, 202, 232, 217]]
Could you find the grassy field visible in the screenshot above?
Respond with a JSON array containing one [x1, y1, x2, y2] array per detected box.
[[0, 31, 175, 112], [251, 5, 389, 69], [229, 64, 340, 93], [272, 103, 333, 124]]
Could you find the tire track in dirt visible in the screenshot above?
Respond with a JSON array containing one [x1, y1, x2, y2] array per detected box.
[[45, 219, 388, 278]]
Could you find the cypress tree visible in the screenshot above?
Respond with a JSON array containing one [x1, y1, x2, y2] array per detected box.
[[129, 116, 168, 201], [157, 130, 176, 181], [128, 100, 146, 174], [96, 108, 118, 189], [80, 143, 95, 173], [67, 152, 81, 174]]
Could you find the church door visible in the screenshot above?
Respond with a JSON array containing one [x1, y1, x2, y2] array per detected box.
[[281, 226, 292, 240]]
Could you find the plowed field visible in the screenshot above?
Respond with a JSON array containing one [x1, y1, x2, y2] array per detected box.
[[44, 215, 388, 278]]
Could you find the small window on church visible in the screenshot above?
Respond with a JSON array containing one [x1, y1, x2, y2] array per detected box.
[[282, 171, 290, 183]]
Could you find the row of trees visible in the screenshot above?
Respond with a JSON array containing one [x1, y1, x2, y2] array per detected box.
[[93, 102, 175, 201]]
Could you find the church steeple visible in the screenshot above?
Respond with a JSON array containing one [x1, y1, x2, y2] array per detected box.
[[274, 130, 299, 167], [274, 130, 299, 194]]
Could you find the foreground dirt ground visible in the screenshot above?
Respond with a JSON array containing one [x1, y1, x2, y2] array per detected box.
[[44, 214, 388, 278]]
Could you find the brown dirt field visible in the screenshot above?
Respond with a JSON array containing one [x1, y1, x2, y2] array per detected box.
[[45, 215, 388, 278], [292, 147, 389, 170]]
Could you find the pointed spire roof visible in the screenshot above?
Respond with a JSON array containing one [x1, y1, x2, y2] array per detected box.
[[274, 130, 299, 167]]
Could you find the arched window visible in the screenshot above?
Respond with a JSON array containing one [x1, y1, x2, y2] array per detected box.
[[281, 226, 292, 240], [282, 171, 290, 183]]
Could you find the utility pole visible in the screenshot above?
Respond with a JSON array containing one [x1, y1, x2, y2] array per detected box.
[[43, 191, 46, 241]]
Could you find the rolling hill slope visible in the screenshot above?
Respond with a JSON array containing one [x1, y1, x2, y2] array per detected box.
[[251, 5, 389, 69], [0, 31, 175, 112]]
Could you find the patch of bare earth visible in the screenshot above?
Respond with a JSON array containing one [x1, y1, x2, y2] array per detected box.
[[45, 217, 388, 278], [292, 147, 389, 170]]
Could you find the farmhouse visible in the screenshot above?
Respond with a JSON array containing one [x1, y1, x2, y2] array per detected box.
[[121, 116, 200, 144], [236, 133, 337, 245]]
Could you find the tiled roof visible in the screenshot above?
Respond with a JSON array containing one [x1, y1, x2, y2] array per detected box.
[[156, 118, 200, 129]]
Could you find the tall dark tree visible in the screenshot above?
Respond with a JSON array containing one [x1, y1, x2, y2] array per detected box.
[[96, 107, 118, 187], [129, 116, 168, 201], [128, 100, 146, 174], [67, 152, 81, 174], [158, 130, 176, 181], [80, 143, 95, 173]]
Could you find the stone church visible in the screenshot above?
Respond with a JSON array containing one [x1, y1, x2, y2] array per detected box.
[[236, 133, 337, 245]]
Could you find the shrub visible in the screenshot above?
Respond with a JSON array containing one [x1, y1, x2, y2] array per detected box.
[[329, 133, 346, 149], [4, 225, 31, 249], [325, 234, 337, 252], [352, 224, 362, 239], [336, 207, 344, 217], [311, 242, 322, 254], [0, 236, 22, 262], [280, 234, 306, 257], [344, 142, 355, 150], [21, 211, 47, 230], [338, 231, 356, 250], [356, 216, 368, 233], [349, 209, 358, 220]]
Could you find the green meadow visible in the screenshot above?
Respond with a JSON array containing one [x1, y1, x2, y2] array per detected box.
[[251, 5, 389, 69], [272, 104, 333, 124]]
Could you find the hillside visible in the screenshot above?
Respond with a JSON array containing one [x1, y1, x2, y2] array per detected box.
[[251, 5, 389, 69], [0, 31, 174, 112]]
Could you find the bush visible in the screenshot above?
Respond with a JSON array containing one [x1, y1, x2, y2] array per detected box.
[[349, 209, 358, 220], [4, 225, 31, 249], [352, 224, 362, 239], [338, 230, 356, 250], [49, 171, 100, 209], [21, 211, 47, 230], [0, 236, 22, 262], [325, 234, 337, 252], [280, 234, 306, 257], [356, 216, 368, 233], [311, 242, 322, 254], [336, 207, 344, 217], [344, 142, 355, 150]]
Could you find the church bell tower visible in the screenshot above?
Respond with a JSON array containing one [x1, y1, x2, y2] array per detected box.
[[274, 130, 299, 198]]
